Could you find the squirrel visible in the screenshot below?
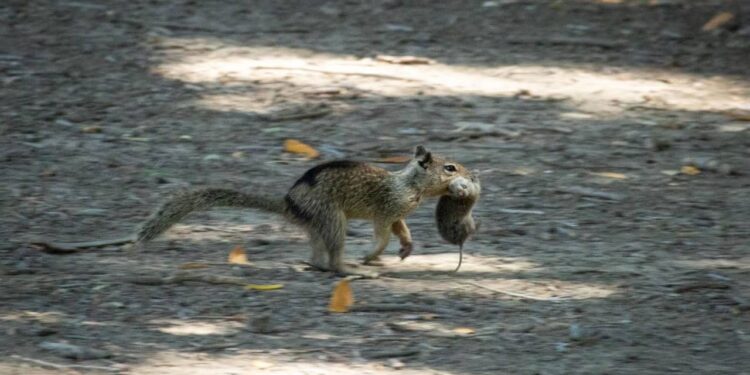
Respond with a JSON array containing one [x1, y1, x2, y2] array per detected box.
[[134, 145, 474, 278], [435, 171, 480, 272]]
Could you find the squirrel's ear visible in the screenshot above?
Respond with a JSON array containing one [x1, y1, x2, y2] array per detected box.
[[417, 151, 433, 169], [415, 145, 428, 158]]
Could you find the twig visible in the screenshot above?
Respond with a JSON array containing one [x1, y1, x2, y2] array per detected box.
[[116, 17, 308, 34], [128, 272, 249, 286], [554, 186, 625, 201], [10, 354, 124, 372], [673, 281, 730, 293], [252, 66, 425, 83], [463, 281, 567, 302], [505, 36, 624, 49], [350, 303, 458, 315], [364, 348, 422, 359], [498, 208, 545, 215], [32, 236, 135, 253], [260, 106, 332, 122]]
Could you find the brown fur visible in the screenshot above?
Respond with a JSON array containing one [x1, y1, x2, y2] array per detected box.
[[435, 172, 481, 271], [135, 145, 472, 278]]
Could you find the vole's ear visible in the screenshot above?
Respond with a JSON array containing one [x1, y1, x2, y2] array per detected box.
[[415, 145, 428, 158]]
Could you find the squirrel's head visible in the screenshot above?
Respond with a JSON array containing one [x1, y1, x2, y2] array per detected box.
[[411, 145, 473, 198]]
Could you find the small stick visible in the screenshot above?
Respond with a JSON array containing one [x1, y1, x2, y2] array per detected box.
[[32, 236, 136, 253], [128, 272, 249, 286], [554, 186, 625, 201], [10, 354, 123, 372], [350, 303, 458, 315], [463, 281, 567, 302]]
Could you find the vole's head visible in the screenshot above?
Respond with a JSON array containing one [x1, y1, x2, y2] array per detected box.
[[447, 170, 481, 199], [411, 145, 473, 197]]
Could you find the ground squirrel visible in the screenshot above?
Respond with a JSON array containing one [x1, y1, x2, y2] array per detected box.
[[136, 145, 473, 278], [436, 171, 480, 271]]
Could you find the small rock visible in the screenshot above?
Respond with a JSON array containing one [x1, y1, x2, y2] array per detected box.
[[39, 341, 111, 360], [383, 24, 414, 32], [81, 125, 102, 133], [319, 3, 342, 17], [388, 358, 405, 369], [101, 301, 125, 309], [31, 326, 58, 337], [249, 314, 274, 334], [202, 154, 222, 161], [55, 119, 75, 127], [569, 323, 584, 341]]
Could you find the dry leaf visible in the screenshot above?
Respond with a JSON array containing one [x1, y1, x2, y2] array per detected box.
[[245, 284, 284, 291], [81, 125, 102, 133], [228, 245, 249, 264], [702, 11, 735, 31], [591, 172, 628, 180], [452, 327, 476, 335], [178, 262, 211, 270], [375, 155, 411, 164], [724, 109, 750, 122], [681, 165, 701, 176], [283, 139, 320, 159], [328, 279, 354, 313]]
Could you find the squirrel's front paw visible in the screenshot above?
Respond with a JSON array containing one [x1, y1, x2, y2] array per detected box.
[[398, 242, 414, 260]]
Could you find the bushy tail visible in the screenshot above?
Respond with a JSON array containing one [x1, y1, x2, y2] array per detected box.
[[136, 188, 285, 242]]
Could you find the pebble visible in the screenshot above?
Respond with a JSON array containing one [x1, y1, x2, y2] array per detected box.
[[39, 341, 111, 360]]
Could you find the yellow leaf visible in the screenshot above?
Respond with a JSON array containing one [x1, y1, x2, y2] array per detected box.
[[328, 279, 354, 313], [178, 262, 211, 270], [283, 139, 320, 159], [702, 11, 735, 32], [228, 245, 249, 264], [81, 125, 102, 133], [452, 327, 475, 335], [375, 155, 411, 164], [681, 165, 701, 176], [724, 109, 750, 122], [245, 284, 284, 291], [591, 172, 627, 180]]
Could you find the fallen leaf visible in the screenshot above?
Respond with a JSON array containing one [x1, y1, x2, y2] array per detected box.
[[283, 139, 320, 159], [376, 155, 411, 164], [178, 262, 211, 270], [228, 245, 249, 264], [452, 327, 476, 335], [245, 284, 284, 291], [724, 109, 750, 121], [590, 172, 628, 180], [702, 11, 735, 31], [81, 125, 102, 133], [681, 165, 701, 176], [328, 279, 354, 313]]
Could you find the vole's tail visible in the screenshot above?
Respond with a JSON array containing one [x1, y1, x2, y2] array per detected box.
[[136, 188, 285, 242]]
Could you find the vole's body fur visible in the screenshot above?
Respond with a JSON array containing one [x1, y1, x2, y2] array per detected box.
[[136, 146, 472, 278], [436, 172, 480, 271]]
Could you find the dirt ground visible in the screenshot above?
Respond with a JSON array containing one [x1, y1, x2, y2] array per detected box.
[[2, 0, 750, 374]]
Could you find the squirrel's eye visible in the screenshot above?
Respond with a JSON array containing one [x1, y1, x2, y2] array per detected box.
[[444, 165, 457, 172]]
